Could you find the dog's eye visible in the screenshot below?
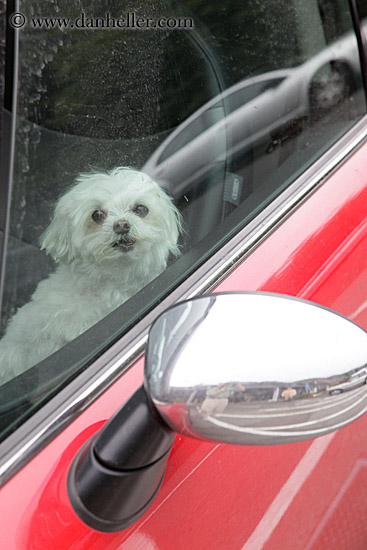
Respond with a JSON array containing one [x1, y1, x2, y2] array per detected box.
[[133, 205, 149, 217], [91, 209, 106, 223]]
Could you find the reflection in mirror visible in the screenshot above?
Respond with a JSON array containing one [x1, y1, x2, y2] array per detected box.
[[146, 293, 367, 445]]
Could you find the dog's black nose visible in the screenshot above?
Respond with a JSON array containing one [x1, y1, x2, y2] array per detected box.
[[113, 220, 130, 235]]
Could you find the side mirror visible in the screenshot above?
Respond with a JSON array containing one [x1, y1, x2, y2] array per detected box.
[[68, 292, 367, 531], [146, 292, 367, 444]]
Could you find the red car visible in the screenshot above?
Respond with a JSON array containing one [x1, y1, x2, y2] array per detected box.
[[1, 0, 367, 548]]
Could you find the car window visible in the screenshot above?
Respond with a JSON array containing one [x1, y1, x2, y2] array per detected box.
[[156, 76, 288, 163], [0, 0, 365, 441]]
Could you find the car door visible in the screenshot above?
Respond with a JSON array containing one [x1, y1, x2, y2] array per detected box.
[[0, 0, 367, 549]]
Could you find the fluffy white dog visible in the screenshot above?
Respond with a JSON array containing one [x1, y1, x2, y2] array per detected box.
[[0, 168, 182, 383]]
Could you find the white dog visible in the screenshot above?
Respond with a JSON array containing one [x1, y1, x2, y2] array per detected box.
[[0, 168, 182, 383]]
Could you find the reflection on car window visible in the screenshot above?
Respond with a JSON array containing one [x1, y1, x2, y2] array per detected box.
[[0, 0, 365, 440], [156, 77, 288, 163]]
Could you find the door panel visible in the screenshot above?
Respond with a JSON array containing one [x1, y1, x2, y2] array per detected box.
[[262, 422, 367, 550]]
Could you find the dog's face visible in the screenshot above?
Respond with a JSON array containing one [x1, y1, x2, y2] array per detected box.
[[41, 168, 182, 265]]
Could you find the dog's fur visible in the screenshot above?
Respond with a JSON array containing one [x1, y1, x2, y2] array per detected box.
[[0, 168, 182, 383]]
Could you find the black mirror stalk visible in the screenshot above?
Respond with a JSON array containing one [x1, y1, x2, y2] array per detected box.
[[67, 386, 174, 533]]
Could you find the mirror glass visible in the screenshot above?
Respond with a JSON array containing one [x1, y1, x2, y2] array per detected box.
[[145, 293, 367, 444]]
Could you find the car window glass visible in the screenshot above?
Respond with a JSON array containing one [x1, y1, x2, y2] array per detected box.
[[158, 77, 287, 163], [0, 0, 365, 440]]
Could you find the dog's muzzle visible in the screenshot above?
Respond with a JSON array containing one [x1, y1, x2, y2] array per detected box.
[[112, 220, 135, 252]]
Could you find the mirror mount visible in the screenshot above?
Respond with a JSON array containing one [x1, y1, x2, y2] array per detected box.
[[67, 386, 174, 533]]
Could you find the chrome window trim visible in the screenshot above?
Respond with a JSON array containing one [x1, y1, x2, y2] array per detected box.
[[0, 115, 367, 487]]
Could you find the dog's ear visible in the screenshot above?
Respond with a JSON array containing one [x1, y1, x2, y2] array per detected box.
[[40, 192, 76, 263], [157, 186, 183, 258]]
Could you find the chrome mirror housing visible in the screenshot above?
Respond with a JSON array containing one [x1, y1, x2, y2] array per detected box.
[[145, 292, 367, 445]]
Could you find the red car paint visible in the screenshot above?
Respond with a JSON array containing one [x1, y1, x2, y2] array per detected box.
[[1, 143, 366, 549]]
